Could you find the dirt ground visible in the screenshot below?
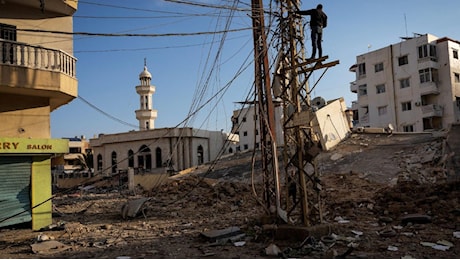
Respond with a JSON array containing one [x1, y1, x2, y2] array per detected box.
[[0, 132, 459, 258]]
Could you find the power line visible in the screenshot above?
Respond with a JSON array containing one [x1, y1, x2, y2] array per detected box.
[[16, 27, 252, 37]]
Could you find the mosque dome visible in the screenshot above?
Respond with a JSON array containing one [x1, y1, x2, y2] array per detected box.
[[139, 66, 152, 79]]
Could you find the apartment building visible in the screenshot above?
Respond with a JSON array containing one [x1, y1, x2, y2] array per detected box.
[[0, 1, 78, 230], [350, 33, 460, 132], [231, 103, 284, 152]]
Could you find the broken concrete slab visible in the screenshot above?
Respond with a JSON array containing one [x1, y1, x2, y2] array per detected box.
[[31, 240, 71, 255], [121, 197, 150, 219], [200, 226, 244, 244]]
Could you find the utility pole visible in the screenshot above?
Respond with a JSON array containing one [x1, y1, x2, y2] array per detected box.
[[250, 0, 284, 220], [276, 0, 339, 226], [251, 0, 339, 226]]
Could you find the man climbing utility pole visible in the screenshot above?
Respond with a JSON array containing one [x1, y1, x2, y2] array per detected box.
[[294, 4, 327, 60]]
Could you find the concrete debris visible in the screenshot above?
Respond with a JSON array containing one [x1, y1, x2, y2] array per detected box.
[[233, 241, 246, 247], [454, 231, 460, 238], [37, 233, 54, 242], [334, 216, 350, 224], [387, 245, 398, 251], [265, 243, 281, 256], [31, 240, 71, 255], [121, 197, 150, 219], [200, 226, 245, 244], [421, 241, 453, 251], [3, 131, 460, 258]]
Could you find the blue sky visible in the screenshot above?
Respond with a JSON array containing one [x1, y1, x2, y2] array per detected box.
[[50, 0, 460, 139]]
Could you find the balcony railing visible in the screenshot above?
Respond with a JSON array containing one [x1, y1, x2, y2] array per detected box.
[[0, 39, 76, 78], [420, 81, 439, 96], [421, 104, 443, 117]]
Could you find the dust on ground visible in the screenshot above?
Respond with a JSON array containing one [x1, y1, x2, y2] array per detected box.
[[0, 132, 459, 258]]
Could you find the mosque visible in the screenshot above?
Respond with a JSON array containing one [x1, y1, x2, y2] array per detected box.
[[89, 62, 237, 175]]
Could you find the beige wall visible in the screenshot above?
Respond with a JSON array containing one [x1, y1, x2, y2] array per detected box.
[[0, 93, 50, 138], [0, 16, 73, 54], [313, 98, 351, 151]]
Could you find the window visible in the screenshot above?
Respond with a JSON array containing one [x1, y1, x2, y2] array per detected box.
[[378, 106, 387, 116], [454, 72, 460, 83], [419, 68, 438, 83], [402, 101, 412, 111], [255, 129, 259, 135], [400, 78, 410, 89], [128, 150, 134, 168], [155, 147, 162, 168], [358, 63, 366, 77], [398, 55, 408, 66], [242, 117, 247, 122], [418, 44, 437, 59], [358, 84, 367, 96], [111, 151, 117, 174], [254, 114, 258, 121], [0, 23, 17, 64], [454, 49, 459, 59], [243, 144, 249, 150], [403, 125, 414, 132], [374, 62, 384, 73], [97, 154, 103, 171], [376, 84, 386, 94], [243, 131, 248, 136], [69, 147, 81, 153], [197, 145, 204, 165]]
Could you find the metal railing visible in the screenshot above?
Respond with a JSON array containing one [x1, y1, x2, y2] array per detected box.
[[0, 39, 76, 78]]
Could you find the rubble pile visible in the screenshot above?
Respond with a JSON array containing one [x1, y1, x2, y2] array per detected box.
[[0, 132, 459, 258]]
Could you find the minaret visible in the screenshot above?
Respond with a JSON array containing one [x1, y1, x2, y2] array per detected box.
[[135, 59, 157, 130]]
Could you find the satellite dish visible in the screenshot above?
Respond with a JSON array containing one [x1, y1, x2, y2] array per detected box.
[[312, 96, 326, 109]]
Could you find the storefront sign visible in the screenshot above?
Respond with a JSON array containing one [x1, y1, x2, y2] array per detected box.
[[0, 137, 68, 154]]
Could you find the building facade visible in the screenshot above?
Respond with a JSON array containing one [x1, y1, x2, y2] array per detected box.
[[350, 33, 460, 132], [231, 103, 284, 152], [90, 64, 235, 178], [0, 0, 78, 230]]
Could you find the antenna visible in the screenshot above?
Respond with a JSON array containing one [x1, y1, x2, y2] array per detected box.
[[404, 13, 408, 38]]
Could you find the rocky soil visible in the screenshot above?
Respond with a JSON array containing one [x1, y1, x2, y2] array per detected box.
[[0, 132, 459, 258]]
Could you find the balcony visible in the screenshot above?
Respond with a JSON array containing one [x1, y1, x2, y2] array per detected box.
[[420, 81, 440, 96], [0, 39, 77, 110], [421, 104, 443, 118], [350, 82, 358, 93]]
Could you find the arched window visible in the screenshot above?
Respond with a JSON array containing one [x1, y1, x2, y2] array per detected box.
[[197, 145, 204, 165], [97, 154, 103, 172], [138, 145, 152, 172], [228, 147, 233, 153], [111, 151, 117, 173], [128, 150, 134, 168], [155, 147, 162, 168]]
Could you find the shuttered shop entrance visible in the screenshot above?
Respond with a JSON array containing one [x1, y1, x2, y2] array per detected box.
[[0, 156, 32, 227]]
